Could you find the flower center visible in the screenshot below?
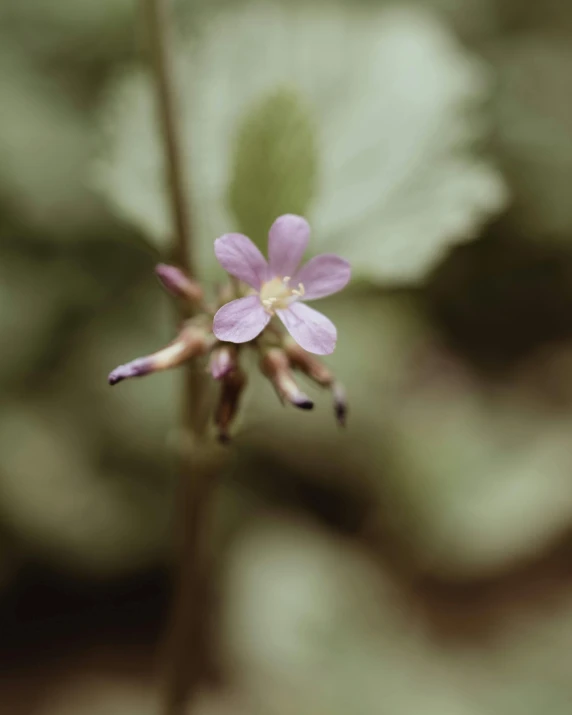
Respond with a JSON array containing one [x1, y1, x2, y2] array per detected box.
[[259, 276, 305, 314]]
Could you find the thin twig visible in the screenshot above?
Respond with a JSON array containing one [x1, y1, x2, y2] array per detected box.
[[145, 0, 193, 276], [144, 0, 217, 712]]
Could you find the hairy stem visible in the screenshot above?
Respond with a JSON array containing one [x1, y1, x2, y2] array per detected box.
[[144, 0, 216, 712]]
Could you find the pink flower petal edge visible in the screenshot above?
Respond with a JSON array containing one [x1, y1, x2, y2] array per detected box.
[[294, 254, 351, 301], [268, 214, 310, 278], [214, 233, 269, 290], [213, 295, 270, 343], [276, 302, 337, 355]]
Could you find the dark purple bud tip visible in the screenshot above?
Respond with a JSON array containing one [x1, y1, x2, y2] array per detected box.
[[217, 431, 232, 445], [334, 401, 347, 427], [293, 396, 314, 411], [107, 358, 150, 385], [332, 383, 347, 426]]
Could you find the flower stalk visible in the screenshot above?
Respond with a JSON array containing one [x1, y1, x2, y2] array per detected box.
[[143, 0, 216, 713]]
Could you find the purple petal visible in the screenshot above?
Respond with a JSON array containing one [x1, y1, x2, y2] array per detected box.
[[268, 214, 310, 278], [213, 295, 270, 343], [276, 302, 337, 355], [294, 254, 351, 301], [214, 233, 269, 289]]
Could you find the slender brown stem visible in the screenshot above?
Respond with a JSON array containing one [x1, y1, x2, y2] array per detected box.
[[144, 1, 216, 712], [145, 0, 193, 276]]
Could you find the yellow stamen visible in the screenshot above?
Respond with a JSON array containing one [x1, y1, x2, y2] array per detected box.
[[259, 276, 306, 315]]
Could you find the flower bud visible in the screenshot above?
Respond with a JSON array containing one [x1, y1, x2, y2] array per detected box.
[[108, 324, 215, 385], [332, 382, 348, 427], [283, 339, 334, 386], [209, 344, 239, 380], [214, 367, 247, 443], [284, 338, 347, 425], [260, 348, 313, 410], [155, 264, 204, 303]]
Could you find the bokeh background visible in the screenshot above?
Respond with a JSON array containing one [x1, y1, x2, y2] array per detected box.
[[3, 0, 572, 712]]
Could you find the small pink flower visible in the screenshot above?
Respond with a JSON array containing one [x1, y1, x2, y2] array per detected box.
[[213, 215, 350, 355]]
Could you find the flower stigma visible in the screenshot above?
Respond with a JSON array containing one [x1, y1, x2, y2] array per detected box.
[[259, 276, 305, 314]]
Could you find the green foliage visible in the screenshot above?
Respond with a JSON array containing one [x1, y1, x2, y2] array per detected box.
[[495, 35, 572, 238], [0, 44, 96, 234], [227, 87, 318, 249], [96, 1, 507, 284]]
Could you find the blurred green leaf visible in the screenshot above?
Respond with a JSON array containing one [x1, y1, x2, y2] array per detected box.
[[0, 44, 98, 234], [495, 34, 572, 239], [0, 256, 64, 385], [0, 401, 170, 577], [223, 517, 482, 715], [0, 0, 134, 61], [379, 345, 572, 577], [227, 87, 318, 250], [96, 1, 507, 285]]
